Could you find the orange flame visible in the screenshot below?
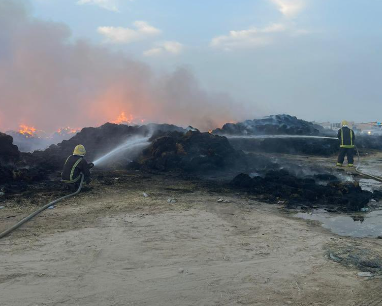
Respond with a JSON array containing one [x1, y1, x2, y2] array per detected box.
[[19, 124, 37, 138], [57, 127, 80, 134], [113, 112, 134, 125], [112, 112, 146, 125]]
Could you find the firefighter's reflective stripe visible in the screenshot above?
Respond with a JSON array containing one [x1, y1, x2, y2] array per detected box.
[[350, 130, 353, 146], [64, 156, 70, 166], [341, 145, 354, 148], [61, 157, 73, 183], [340, 128, 355, 148], [64, 158, 83, 183]]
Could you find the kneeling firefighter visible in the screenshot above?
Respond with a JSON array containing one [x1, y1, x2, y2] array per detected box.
[[337, 120, 355, 167], [62, 145, 94, 189]]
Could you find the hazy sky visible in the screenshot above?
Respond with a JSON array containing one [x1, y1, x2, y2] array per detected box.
[[2, 0, 382, 131]]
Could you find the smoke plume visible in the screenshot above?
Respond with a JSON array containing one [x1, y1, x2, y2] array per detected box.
[[0, 0, 245, 133]]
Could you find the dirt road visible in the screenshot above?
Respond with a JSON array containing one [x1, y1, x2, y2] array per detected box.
[[1, 172, 382, 305]]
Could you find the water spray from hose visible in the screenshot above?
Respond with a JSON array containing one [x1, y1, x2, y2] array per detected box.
[[224, 135, 338, 140], [92, 136, 151, 167]]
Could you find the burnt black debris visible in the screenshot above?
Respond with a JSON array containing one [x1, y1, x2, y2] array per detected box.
[[231, 170, 380, 212]]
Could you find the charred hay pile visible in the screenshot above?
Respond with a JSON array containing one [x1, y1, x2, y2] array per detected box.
[[136, 129, 380, 212], [212, 114, 340, 156], [136, 130, 249, 173], [0, 132, 20, 184], [0, 132, 47, 193], [231, 170, 382, 212], [357, 135, 382, 151], [0, 132, 19, 164], [213, 114, 328, 136]]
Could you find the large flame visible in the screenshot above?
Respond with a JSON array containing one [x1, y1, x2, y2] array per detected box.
[[113, 112, 134, 125], [18, 125, 37, 138], [112, 112, 146, 125]]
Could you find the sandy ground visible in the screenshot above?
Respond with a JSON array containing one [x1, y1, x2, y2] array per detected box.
[[1, 168, 382, 306]]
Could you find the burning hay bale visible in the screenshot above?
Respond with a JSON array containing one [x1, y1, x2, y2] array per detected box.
[[137, 130, 247, 173], [231, 170, 379, 212]]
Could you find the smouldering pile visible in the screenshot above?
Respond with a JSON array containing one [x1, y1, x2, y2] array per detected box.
[[137, 130, 247, 173], [231, 170, 381, 211]]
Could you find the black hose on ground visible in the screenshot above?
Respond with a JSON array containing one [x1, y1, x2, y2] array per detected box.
[[353, 146, 382, 183], [0, 175, 85, 239]]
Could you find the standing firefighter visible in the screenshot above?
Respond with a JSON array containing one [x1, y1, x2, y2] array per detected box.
[[337, 120, 355, 167], [62, 145, 93, 189]]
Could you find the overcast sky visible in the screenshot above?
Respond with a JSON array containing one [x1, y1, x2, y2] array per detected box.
[[2, 0, 382, 131]]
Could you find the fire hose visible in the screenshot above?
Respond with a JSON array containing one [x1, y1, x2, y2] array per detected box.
[[354, 146, 382, 183], [0, 175, 84, 239]]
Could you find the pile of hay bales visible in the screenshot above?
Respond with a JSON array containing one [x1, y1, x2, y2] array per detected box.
[[213, 114, 328, 136], [137, 130, 248, 173]]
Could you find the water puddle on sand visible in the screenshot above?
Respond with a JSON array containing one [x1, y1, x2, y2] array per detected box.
[[296, 209, 382, 238], [299, 162, 382, 238]]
